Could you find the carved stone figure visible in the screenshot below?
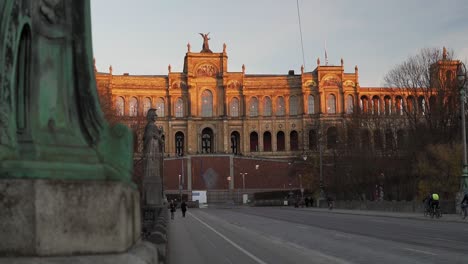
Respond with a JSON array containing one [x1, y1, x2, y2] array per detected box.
[[199, 32, 212, 53], [142, 108, 165, 206]]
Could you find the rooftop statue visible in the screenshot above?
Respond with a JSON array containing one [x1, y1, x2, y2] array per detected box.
[[199, 32, 212, 53]]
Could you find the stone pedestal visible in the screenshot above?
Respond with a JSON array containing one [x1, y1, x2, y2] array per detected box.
[[0, 179, 141, 256]]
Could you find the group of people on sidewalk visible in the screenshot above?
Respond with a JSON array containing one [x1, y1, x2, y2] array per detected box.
[[169, 200, 187, 220]]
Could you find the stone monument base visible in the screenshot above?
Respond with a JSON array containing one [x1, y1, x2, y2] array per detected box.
[[0, 179, 141, 256], [0, 241, 159, 264]]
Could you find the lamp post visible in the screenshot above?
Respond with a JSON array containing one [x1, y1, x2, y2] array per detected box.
[[319, 141, 324, 200], [457, 62, 468, 197], [178, 174, 182, 202]]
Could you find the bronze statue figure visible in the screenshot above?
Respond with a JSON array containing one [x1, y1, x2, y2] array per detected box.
[[199, 32, 212, 53]]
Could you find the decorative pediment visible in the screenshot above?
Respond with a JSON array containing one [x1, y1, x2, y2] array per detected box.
[[321, 74, 341, 86], [196, 63, 218, 77], [304, 80, 317, 87], [343, 80, 355, 87], [227, 80, 241, 89]]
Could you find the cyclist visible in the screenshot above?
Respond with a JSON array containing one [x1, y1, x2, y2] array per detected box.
[[422, 193, 432, 216], [429, 193, 440, 217], [461, 192, 468, 219]]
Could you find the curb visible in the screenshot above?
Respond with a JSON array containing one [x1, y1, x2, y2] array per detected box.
[[282, 207, 468, 223]]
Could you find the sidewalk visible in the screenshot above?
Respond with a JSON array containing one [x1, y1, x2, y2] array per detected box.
[[292, 206, 468, 223]]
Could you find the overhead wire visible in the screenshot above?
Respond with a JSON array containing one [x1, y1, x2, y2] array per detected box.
[[296, 0, 306, 71]]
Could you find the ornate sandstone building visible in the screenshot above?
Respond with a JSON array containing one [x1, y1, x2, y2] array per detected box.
[[95, 37, 459, 201]]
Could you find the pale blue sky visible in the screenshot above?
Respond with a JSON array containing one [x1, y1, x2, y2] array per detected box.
[[90, 0, 468, 87]]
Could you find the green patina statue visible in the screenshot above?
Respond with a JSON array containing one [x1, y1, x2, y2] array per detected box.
[[0, 0, 133, 183]]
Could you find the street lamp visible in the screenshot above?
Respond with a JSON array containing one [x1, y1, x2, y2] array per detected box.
[[457, 62, 468, 196]]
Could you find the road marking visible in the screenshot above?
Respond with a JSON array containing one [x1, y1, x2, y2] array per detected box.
[[368, 219, 391, 224], [189, 212, 268, 264], [402, 247, 437, 256], [420, 236, 458, 243]]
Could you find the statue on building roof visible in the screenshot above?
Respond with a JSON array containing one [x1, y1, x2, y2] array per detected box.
[[341, 58, 344, 66], [109, 65, 113, 75], [443, 46, 447, 60], [168, 64, 172, 73], [242, 64, 245, 73], [199, 32, 212, 53], [317, 57, 320, 66], [301, 65, 304, 74], [223, 43, 227, 53]]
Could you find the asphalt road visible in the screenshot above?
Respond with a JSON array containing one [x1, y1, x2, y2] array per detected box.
[[168, 206, 468, 264]]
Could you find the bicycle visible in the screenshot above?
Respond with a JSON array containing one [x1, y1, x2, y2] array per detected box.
[[430, 204, 442, 219], [423, 204, 430, 217]]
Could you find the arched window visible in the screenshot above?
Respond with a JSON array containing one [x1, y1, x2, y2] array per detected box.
[[277, 131, 285, 151], [250, 132, 259, 152], [230, 97, 239, 117], [276, 97, 285, 116], [346, 95, 354, 114], [384, 96, 392, 115], [201, 90, 213, 117], [156, 98, 165, 117], [231, 131, 240, 154], [143, 97, 151, 116], [290, 131, 299, 151], [395, 96, 403, 115], [116, 97, 125, 116], [175, 131, 184, 157], [374, 130, 383, 150], [289, 96, 299, 115], [327, 94, 336, 114], [308, 95, 315, 114], [263, 131, 272, 151], [249, 97, 259, 117], [418, 96, 425, 115], [326, 127, 338, 149], [309, 130, 317, 150], [360, 96, 369, 113], [175, 98, 184, 118], [129, 97, 138, 117], [372, 96, 380, 115], [263, 97, 272, 116], [201, 128, 213, 153]]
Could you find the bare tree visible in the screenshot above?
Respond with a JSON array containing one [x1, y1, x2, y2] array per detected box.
[[384, 47, 460, 144]]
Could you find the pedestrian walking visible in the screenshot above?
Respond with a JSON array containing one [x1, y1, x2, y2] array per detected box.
[[181, 200, 187, 217], [169, 200, 176, 220]]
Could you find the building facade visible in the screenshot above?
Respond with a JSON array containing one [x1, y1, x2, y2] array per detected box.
[[95, 41, 459, 199]]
